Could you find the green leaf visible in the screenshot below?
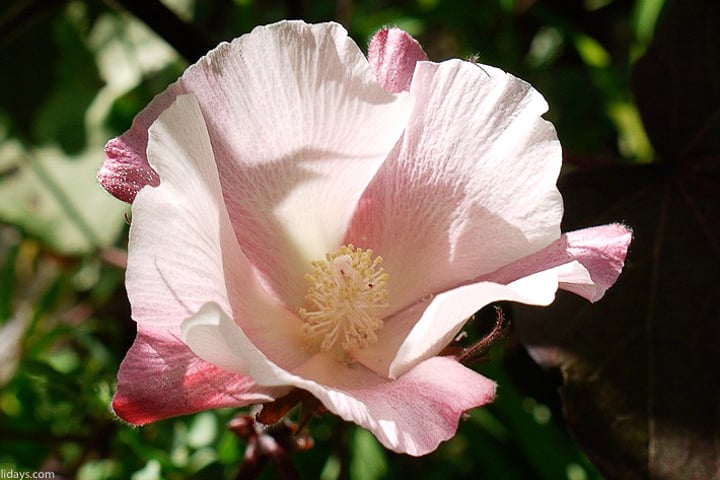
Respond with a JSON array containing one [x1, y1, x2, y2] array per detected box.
[[0, 2, 63, 141], [0, 143, 128, 255], [350, 427, 388, 480], [0, 227, 20, 321], [186, 412, 218, 449], [22, 359, 80, 399], [77, 460, 123, 480], [131, 459, 162, 480], [632, 0, 667, 51], [0, 4, 103, 153], [573, 33, 611, 68], [32, 13, 104, 154]]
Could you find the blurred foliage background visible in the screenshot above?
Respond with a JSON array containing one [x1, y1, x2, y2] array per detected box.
[[0, 0, 667, 478]]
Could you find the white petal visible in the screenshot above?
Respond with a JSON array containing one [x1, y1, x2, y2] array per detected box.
[[182, 302, 313, 389], [129, 94, 304, 371], [179, 21, 411, 305], [387, 268, 561, 379], [346, 60, 563, 313], [181, 303, 252, 374], [103, 21, 412, 307], [128, 94, 237, 337]]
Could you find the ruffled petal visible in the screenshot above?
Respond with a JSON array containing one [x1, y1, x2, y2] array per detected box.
[[485, 224, 632, 302], [181, 302, 309, 376], [383, 269, 561, 379], [181, 304, 494, 456], [112, 334, 283, 425], [355, 225, 630, 379], [100, 20, 411, 307], [346, 60, 563, 313], [368, 27, 428, 93], [294, 355, 496, 456], [101, 137, 159, 203], [99, 90, 179, 202], [120, 95, 304, 421]]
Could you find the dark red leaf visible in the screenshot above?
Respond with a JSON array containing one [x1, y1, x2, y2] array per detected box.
[[514, 0, 720, 477]]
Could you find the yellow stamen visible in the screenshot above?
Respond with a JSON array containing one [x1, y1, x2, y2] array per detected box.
[[298, 245, 389, 359]]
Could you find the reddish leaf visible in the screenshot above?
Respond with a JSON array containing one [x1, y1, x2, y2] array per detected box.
[[631, 0, 720, 161], [514, 1, 720, 478]]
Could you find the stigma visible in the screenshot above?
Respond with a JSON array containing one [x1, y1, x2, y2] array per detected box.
[[298, 245, 389, 359]]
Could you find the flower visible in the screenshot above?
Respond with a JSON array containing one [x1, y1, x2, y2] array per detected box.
[[99, 20, 631, 456]]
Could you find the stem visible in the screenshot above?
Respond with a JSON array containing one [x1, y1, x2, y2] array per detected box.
[[457, 306, 510, 364], [234, 442, 269, 480]]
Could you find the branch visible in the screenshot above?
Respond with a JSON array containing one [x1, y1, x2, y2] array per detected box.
[[105, 0, 215, 63], [0, 0, 68, 43]]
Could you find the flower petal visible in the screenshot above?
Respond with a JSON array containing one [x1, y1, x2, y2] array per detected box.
[[346, 60, 563, 312], [101, 21, 411, 306], [112, 334, 282, 424], [182, 301, 304, 387], [356, 225, 631, 379], [368, 27, 428, 93], [128, 94, 238, 323], [120, 94, 305, 422], [181, 303, 494, 456], [99, 92, 177, 202], [384, 268, 562, 379], [294, 355, 496, 456], [349, 296, 431, 377], [486, 224, 632, 302]]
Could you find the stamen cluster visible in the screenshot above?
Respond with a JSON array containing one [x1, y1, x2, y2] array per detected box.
[[298, 245, 389, 359]]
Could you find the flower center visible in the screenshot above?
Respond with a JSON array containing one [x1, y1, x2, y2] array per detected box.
[[298, 244, 389, 359]]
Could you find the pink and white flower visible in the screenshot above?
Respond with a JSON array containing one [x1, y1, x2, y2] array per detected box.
[[99, 21, 631, 456]]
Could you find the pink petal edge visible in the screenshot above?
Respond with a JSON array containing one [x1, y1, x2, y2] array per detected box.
[[99, 87, 179, 202], [330, 356, 496, 456], [486, 223, 632, 302], [112, 334, 282, 425], [368, 27, 428, 93]]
